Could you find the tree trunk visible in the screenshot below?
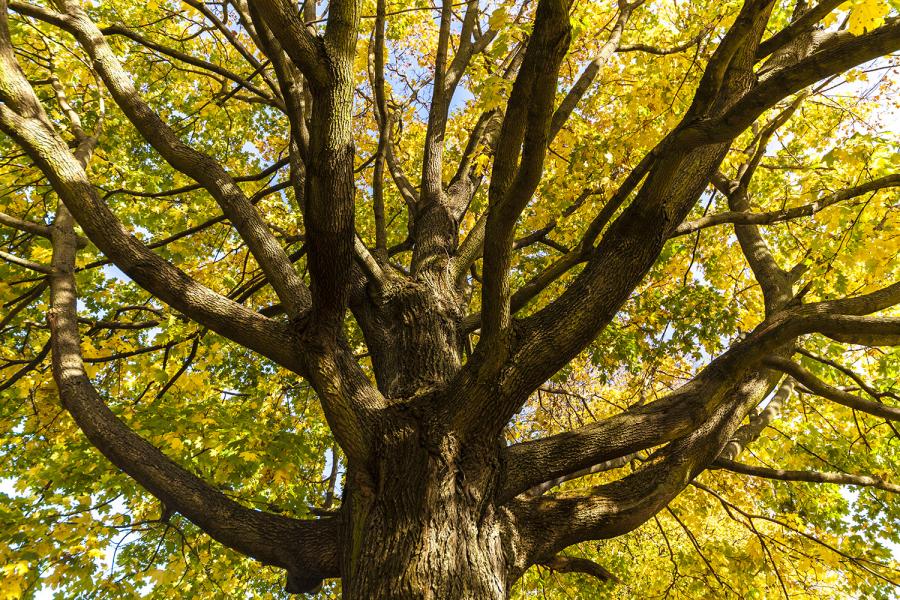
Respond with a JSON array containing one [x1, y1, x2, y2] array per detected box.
[[339, 408, 517, 599], [356, 273, 465, 398]]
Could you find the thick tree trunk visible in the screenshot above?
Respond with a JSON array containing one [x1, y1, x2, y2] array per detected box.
[[356, 273, 464, 398], [342, 276, 520, 598], [338, 405, 518, 599]]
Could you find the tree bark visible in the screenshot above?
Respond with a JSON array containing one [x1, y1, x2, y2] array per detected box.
[[340, 414, 519, 599], [355, 273, 464, 398]]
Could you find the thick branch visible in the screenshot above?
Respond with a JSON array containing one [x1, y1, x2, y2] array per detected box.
[[684, 21, 900, 146], [501, 307, 803, 501], [46, 202, 338, 591], [718, 376, 792, 461], [0, 209, 55, 238], [756, 0, 846, 59], [502, 280, 900, 502], [706, 93, 807, 312], [371, 0, 388, 255], [251, 0, 331, 89], [419, 0, 454, 205], [410, 0, 497, 273], [51, 1, 310, 318], [537, 554, 618, 583], [515, 364, 775, 564], [476, 0, 571, 359], [764, 356, 900, 420], [712, 171, 792, 312]]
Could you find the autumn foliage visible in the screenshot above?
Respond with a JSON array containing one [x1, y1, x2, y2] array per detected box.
[[1, 0, 899, 598]]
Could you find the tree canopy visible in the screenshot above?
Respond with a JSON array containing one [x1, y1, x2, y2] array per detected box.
[[0, 0, 899, 598]]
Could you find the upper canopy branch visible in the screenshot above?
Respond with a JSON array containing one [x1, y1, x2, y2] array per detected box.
[[9, 0, 390, 467], [500, 317, 789, 501], [756, 0, 847, 59], [13, 0, 313, 318], [100, 24, 280, 108], [710, 89, 805, 313], [0, 1, 305, 375], [765, 355, 900, 420], [674, 174, 900, 236], [409, 0, 504, 273], [714, 459, 900, 493], [797, 347, 900, 401], [448, 1, 900, 450], [454, 0, 779, 439], [683, 20, 900, 146], [548, 0, 633, 140], [250, 0, 332, 90], [473, 0, 571, 357]]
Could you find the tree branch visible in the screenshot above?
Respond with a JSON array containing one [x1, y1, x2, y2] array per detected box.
[[370, 0, 388, 255], [353, 234, 387, 291], [537, 554, 618, 583], [718, 376, 792, 461], [714, 459, 900, 493], [475, 0, 571, 364], [181, 0, 280, 97], [514, 362, 775, 565], [796, 347, 900, 401], [501, 304, 805, 501], [674, 174, 900, 236], [251, 0, 331, 89], [756, 0, 846, 59], [764, 355, 900, 421], [616, 27, 709, 56], [453, 2, 900, 442], [548, 0, 632, 140], [1, 208, 72, 242], [501, 278, 900, 503], [100, 24, 279, 107], [524, 454, 639, 498], [0, 249, 51, 273], [43, 1, 311, 318], [683, 21, 900, 146], [410, 0, 496, 273], [0, 12, 305, 375], [45, 199, 338, 592]]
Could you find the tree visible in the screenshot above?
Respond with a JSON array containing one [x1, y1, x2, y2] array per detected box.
[[0, 0, 898, 596]]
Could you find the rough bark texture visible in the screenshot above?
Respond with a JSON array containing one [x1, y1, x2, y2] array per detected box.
[[341, 422, 517, 599], [355, 274, 464, 398]]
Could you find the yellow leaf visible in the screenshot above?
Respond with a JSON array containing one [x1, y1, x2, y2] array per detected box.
[[848, 0, 890, 34], [488, 7, 507, 30]]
